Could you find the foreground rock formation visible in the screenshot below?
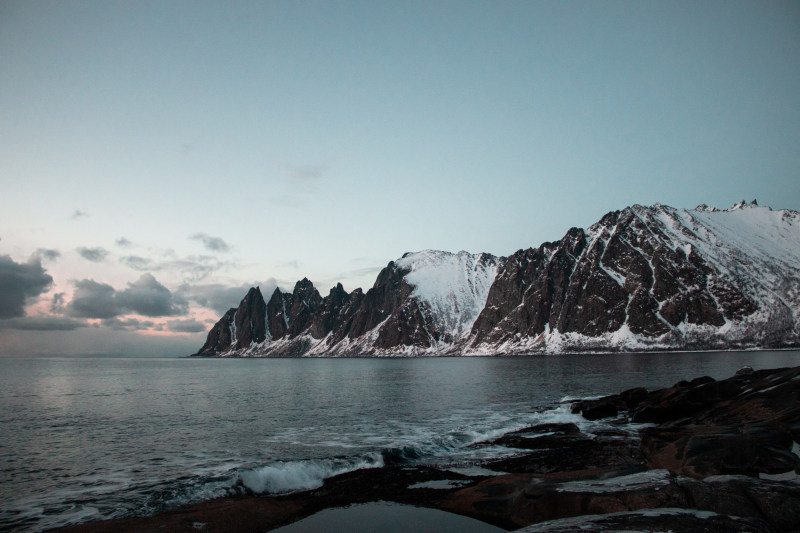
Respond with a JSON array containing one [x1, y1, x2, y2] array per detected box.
[[195, 202, 800, 357], [53, 365, 800, 532]]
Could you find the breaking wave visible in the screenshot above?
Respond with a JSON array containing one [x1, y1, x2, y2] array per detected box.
[[234, 403, 586, 496], [238, 455, 384, 494]]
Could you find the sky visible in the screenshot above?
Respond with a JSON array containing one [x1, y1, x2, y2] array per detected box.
[[1, 0, 799, 356]]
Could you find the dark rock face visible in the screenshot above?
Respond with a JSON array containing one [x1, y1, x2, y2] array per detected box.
[[471, 206, 760, 348], [347, 261, 412, 341], [310, 283, 359, 340], [232, 287, 267, 350], [195, 307, 237, 355], [195, 287, 267, 355], [286, 278, 323, 338], [194, 261, 438, 355], [266, 288, 291, 340]]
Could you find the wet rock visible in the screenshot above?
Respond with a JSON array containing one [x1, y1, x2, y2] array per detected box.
[[578, 401, 620, 421], [679, 475, 800, 532], [484, 430, 645, 475], [515, 508, 775, 532], [570, 386, 648, 420]]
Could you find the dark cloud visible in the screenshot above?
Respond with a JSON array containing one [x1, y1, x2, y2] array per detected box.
[[166, 318, 208, 333], [178, 279, 278, 314], [116, 273, 188, 317], [190, 233, 230, 253], [0, 255, 53, 319], [66, 279, 119, 318], [77, 247, 109, 263], [34, 249, 61, 262], [66, 274, 187, 319], [115, 237, 134, 248], [0, 316, 87, 331], [71, 210, 88, 220], [51, 292, 66, 313]]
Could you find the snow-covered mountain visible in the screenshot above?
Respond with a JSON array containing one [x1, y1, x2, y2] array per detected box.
[[194, 201, 800, 356]]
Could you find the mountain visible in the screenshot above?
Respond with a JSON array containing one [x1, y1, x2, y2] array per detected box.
[[194, 201, 800, 356]]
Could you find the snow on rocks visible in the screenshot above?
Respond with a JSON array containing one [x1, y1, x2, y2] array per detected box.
[[396, 250, 499, 341]]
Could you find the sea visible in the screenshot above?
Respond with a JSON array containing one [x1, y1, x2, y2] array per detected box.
[[2, 350, 799, 532]]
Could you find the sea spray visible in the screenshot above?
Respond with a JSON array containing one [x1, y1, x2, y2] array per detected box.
[[238, 455, 384, 494]]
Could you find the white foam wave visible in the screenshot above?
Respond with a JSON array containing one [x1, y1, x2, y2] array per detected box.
[[238, 455, 383, 494]]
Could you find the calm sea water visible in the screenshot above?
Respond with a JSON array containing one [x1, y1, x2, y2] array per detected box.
[[2, 351, 799, 532]]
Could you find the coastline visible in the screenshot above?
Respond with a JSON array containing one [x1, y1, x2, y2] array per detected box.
[[186, 345, 800, 358], [51, 364, 800, 532]]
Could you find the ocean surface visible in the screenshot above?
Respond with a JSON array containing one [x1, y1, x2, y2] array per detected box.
[[2, 350, 799, 532]]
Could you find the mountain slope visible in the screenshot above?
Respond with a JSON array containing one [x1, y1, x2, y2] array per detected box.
[[194, 202, 800, 356]]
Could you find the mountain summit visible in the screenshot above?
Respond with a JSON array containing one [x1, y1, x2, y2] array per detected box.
[[195, 202, 800, 356]]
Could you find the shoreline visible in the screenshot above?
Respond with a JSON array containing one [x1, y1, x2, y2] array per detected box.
[[51, 364, 800, 532], [186, 345, 800, 358]]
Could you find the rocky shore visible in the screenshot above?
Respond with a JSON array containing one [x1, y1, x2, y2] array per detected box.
[[53, 365, 800, 532]]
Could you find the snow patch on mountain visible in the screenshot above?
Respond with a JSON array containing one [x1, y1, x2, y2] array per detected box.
[[396, 250, 500, 340], [660, 204, 800, 330]]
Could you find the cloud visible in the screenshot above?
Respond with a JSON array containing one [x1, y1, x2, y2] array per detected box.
[[34, 249, 61, 262], [166, 318, 208, 333], [121, 252, 231, 283], [178, 279, 278, 314], [66, 274, 188, 319], [77, 247, 109, 262], [120, 255, 153, 271], [0, 316, 87, 331], [71, 210, 88, 220], [115, 237, 134, 248], [289, 164, 324, 183], [190, 233, 230, 253], [66, 279, 119, 318], [115, 273, 188, 317], [101, 317, 155, 331], [347, 266, 384, 277], [51, 292, 66, 313], [0, 255, 54, 319]]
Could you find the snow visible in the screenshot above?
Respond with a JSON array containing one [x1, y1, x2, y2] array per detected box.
[[396, 250, 499, 340], [688, 204, 800, 271]]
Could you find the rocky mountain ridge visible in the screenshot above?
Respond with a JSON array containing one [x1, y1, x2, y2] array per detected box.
[[194, 201, 800, 356]]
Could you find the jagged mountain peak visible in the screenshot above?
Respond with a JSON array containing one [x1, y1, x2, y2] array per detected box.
[[242, 286, 264, 301], [292, 277, 316, 292], [696, 199, 762, 213]]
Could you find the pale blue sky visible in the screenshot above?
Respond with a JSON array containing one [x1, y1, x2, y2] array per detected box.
[[1, 0, 799, 355]]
